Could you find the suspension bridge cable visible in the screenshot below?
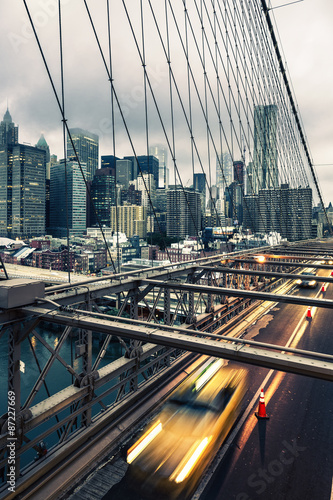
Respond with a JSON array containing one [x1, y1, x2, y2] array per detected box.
[[22, 0, 118, 273]]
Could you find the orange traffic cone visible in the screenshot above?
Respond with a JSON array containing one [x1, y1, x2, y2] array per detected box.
[[255, 388, 269, 419], [321, 284, 325, 293], [331, 271, 333, 277], [306, 307, 312, 319]]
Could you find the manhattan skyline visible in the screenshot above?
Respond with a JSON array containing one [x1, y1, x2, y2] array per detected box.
[[0, 1, 331, 206]]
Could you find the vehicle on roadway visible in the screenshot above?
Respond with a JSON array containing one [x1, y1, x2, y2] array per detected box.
[[295, 271, 317, 288], [126, 359, 248, 499]]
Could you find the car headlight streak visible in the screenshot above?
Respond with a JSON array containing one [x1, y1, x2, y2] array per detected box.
[[173, 436, 213, 484], [127, 421, 162, 464], [195, 359, 224, 391]]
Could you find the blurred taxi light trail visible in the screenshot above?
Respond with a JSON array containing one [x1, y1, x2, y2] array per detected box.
[[174, 436, 212, 484], [195, 359, 223, 391], [127, 422, 162, 464]]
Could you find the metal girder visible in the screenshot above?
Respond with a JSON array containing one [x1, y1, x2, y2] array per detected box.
[[233, 259, 333, 270], [267, 249, 333, 257], [140, 279, 333, 309], [163, 287, 170, 326], [20, 306, 333, 381], [22, 325, 75, 410], [0, 342, 167, 448], [201, 266, 333, 284]]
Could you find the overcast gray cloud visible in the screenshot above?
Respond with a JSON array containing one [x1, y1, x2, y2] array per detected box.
[[0, 0, 332, 205], [272, 0, 333, 203]]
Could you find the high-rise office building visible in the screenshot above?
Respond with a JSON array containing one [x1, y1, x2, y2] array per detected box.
[[0, 108, 18, 146], [90, 167, 116, 227], [110, 204, 147, 238], [243, 185, 312, 242], [167, 187, 201, 238], [101, 155, 118, 171], [67, 128, 99, 181], [280, 184, 312, 241], [233, 161, 244, 187], [257, 188, 280, 234], [225, 181, 243, 225], [216, 152, 233, 195], [193, 172, 206, 194], [253, 105, 278, 193], [125, 155, 159, 187], [0, 144, 46, 237], [121, 184, 142, 206], [155, 188, 168, 212], [149, 145, 168, 189], [116, 159, 133, 188], [194, 172, 206, 229], [206, 185, 219, 214], [36, 134, 50, 164], [243, 194, 259, 232], [50, 159, 87, 237], [246, 161, 254, 195], [35, 134, 51, 229], [135, 173, 156, 209]]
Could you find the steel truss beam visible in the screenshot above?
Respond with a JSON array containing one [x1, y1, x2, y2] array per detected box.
[[21, 306, 333, 381], [140, 279, 333, 309], [233, 259, 333, 271], [201, 266, 333, 284]]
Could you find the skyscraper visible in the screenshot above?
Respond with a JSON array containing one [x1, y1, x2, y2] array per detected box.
[[67, 128, 99, 181], [253, 105, 278, 193], [50, 159, 87, 237], [216, 152, 233, 195], [116, 159, 133, 188], [36, 133, 50, 163], [101, 155, 118, 171], [0, 144, 46, 237], [167, 187, 201, 238], [233, 160, 244, 187], [243, 185, 312, 242], [194, 172, 206, 229], [125, 155, 159, 188], [110, 204, 147, 238], [0, 108, 18, 146], [90, 167, 116, 227], [149, 145, 168, 189], [135, 173, 156, 209], [280, 184, 312, 241], [226, 181, 243, 225], [137, 155, 159, 188]]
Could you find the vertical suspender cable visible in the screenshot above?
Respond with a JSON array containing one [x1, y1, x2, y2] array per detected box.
[[58, 0, 71, 283]]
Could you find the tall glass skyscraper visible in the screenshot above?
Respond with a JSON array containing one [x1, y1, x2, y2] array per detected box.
[[149, 145, 168, 189], [167, 187, 201, 238], [216, 152, 233, 196], [50, 159, 87, 237], [0, 108, 18, 146], [67, 128, 99, 182], [253, 104, 278, 193], [0, 144, 46, 237], [90, 167, 116, 227]]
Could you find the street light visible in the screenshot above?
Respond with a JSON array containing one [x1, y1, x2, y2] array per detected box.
[[254, 255, 266, 264]]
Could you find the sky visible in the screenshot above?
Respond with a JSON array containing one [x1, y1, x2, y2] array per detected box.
[[0, 0, 332, 205]]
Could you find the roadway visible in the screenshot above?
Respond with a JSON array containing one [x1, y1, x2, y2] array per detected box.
[[199, 268, 333, 500], [2, 263, 89, 283], [94, 269, 333, 500]]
